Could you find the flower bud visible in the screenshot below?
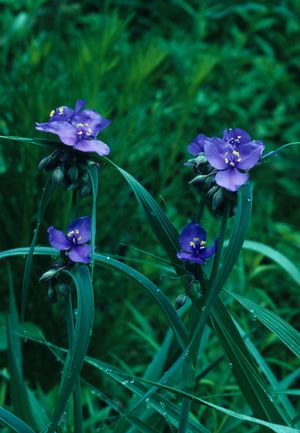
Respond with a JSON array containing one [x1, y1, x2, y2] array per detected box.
[[79, 184, 92, 198], [189, 174, 208, 186], [39, 268, 58, 281], [207, 185, 219, 199], [52, 166, 65, 185], [212, 188, 223, 212], [175, 294, 187, 310], [37, 155, 52, 171], [56, 283, 70, 296], [68, 165, 78, 183], [48, 285, 58, 303]]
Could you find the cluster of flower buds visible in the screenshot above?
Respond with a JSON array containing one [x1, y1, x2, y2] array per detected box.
[[38, 149, 95, 197]]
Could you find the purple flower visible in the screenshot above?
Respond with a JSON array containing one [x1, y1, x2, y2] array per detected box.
[[48, 216, 91, 263], [177, 222, 217, 264], [188, 134, 208, 156], [204, 128, 264, 192], [36, 100, 111, 156]]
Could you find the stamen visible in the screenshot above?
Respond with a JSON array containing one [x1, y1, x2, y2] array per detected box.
[[49, 110, 55, 117], [229, 162, 235, 167], [58, 107, 64, 115], [232, 150, 240, 156]]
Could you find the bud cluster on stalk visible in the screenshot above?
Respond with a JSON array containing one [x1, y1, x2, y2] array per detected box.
[[37, 149, 94, 197], [187, 153, 236, 217]]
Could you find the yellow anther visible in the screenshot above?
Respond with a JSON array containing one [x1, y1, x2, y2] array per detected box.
[[84, 123, 89, 126], [194, 237, 199, 241], [86, 128, 92, 136], [233, 150, 240, 156], [78, 236, 82, 241], [237, 158, 241, 162], [58, 107, 64, 114], [49, 109, 55, 117], [75, 229, 79, 234], [229, 162, 235, 167], [237, 135, 241, 139], [77, 123, 83, 127], [225, 158, 229, 163], [189, 241, 195, 247], [200, 241, 206, 246], [78, 131, 83, 135], [68, 230, 74, 237]]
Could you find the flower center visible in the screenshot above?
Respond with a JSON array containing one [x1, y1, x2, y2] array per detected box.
[[189, 237, 206, 255], [224, 150, 242, 168], [67, 229, 82, 245], [228, 134, 242, 145], [76, 122, 93, 139]]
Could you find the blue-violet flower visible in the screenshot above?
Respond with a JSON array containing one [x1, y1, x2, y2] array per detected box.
[[177, 222, 217, 264], [48, 216, 91, 263], [36, 99, 111, 156], [204, 128, 264, 192]]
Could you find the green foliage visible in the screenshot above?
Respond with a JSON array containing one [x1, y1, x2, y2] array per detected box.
[[0, 1, 300, 432]]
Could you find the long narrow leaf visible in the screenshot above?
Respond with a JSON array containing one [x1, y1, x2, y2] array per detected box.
[[87, 164, 99, 279], [48, 266, 94, 433], [227, 291, 300, 358], [0, 408, 36, 433]]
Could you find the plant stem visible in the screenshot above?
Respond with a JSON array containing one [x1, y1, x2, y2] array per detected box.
[[179, 199, 231, 432]]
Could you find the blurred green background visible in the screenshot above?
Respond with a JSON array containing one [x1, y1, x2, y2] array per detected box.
[[0, 0, 299, 429]]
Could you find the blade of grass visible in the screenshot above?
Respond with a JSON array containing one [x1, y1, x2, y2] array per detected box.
[[241, 240, 300, 287], [227, 290, 300, 358]]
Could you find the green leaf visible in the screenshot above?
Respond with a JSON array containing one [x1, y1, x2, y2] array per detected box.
[[0, 408, 36, 433], [260, 141, 300, 162], [6, 266, 35, 428], [21, 178, 54, 321], [102, 158, 181, 269], [48, 266, 94, 433], [87, 164, 99, 279], [227, 291, 300, 358], [242, 240, 300, 287]]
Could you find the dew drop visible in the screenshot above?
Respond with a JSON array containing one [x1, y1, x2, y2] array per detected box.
[[73, 308, 78, 318]]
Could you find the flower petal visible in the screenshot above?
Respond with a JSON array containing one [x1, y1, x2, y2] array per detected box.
[[237, 141, 265, 170], [204, 138, 230, 170], [36, 121, 77, 146], [188, 134, 208, 156], [177, 252, 206, 264], [67, 216, 91, 244], [179, 222, 206, 253], [48, 226, 71, 250], [69, 99, 86, 120], [68, 244, 91, 263], [201, 239, 217, 259], [73, 139, 110, 155], [74, 109, 111, 135], [215, 168, 249, 192], [222, 128, 251, 145]]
